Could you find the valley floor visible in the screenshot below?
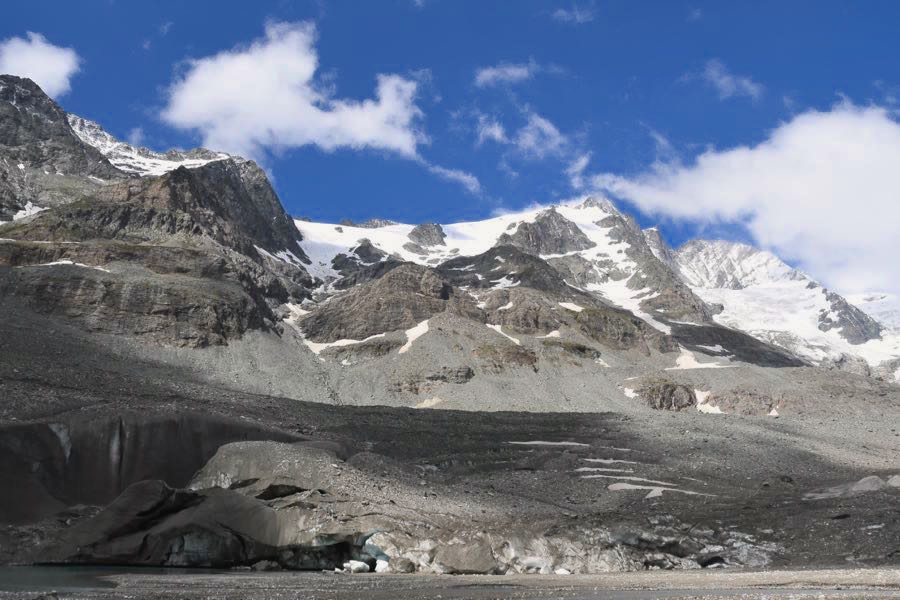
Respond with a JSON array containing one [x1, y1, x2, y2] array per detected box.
[[1, 567, 899, 599]]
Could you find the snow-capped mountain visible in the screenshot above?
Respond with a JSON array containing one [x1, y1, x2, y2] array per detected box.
[[288, 207, 899, 370], [673, 240, 899, 366], [51, 79, 900, 374], [67, 114, 229, 177], [293, 198, 713, 333]]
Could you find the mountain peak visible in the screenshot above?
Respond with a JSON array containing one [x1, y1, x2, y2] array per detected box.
[[675, 239, 805, 289], [67, 114, 229, 177]]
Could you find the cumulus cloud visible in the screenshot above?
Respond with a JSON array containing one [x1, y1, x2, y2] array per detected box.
[[699, 59, 763, 101], [552, 4, 595, 24], [0, 32, 80, 97], [474, 60, 539, 88], [161, 22, 425, 160], [591, 102, 900, 295], [160, 21, 478, 194]]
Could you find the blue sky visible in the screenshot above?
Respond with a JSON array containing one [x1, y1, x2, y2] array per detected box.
[[3, 1, 900, 294]]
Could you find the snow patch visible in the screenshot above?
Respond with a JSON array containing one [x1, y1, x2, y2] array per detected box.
[[695, 389, 723, 414], [18, 260, 110, 273], [303, 333, 386, 356], [622, 387, 638, 399], [558, 302, 584, 313], [574, 467, 634, 473], [415, 397, 443, 409], [697, 344, 726, 354], [607, 482, 714, 499], [538, 330, 560, 338], [398, 320, 429, 354], [666, 347, 735, 370], [581, 474, 680, 486], [508, 440, 590, 447], [13, 202, 46, 220], [487, 323, 520, 345], [497, 301, 514, 311]]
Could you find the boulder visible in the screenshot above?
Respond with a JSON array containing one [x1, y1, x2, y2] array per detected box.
[[638, 379, 697, 411], [432, 541, 497, 574]]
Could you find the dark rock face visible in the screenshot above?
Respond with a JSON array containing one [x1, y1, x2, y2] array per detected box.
[[439, 245, 579, 295], [487, 289, 564, 335], [5, 160, 306, 260], [408, 222, 446, 247], [637, 379, 697, 411], [818, 290, 882, 345], [670, 323, 806, 368], [0, 263, 267, 347], [332, 239, 389, 278], [496, 208, 595, 256], [575, 306, 676, 354], [540, 339, 603, 361], [389, 366, 475, 394], [0, 75, 122, 219], [300, 264, 480, 342]]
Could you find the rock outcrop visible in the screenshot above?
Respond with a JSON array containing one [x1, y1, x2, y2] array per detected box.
[[496, 208, 595, 256]]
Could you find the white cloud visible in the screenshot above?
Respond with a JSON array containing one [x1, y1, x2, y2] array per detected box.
[[514, 112, 567, 159], [591, 102, 900, 296], [566, 153, 591, 189], [161, 21, 426, 160], [425, 163, 481, 194], [552, 4, 595, 24], [0, 32, 80, 97], [474, 60, 538, 88], [126, 127, 145, 146], [700, 59, 763, 101], [475, 114, 508, 146]]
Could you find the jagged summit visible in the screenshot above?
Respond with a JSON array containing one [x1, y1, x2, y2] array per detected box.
[[67, 114, 230, 177], [675, 239, 806, 289]]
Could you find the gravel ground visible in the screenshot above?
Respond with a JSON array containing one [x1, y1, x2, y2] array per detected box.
[[1, 567, 899, 599]]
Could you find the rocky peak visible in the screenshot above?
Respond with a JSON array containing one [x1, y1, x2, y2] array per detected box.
[[67, 114, 228, 177], [0, 75, 123, 220], [580, 195, 620, 215], [642, 227, 678, 271], [819, 289, 882, 344], [408, 222, 446, 247], [496, 208, 596, 256]]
